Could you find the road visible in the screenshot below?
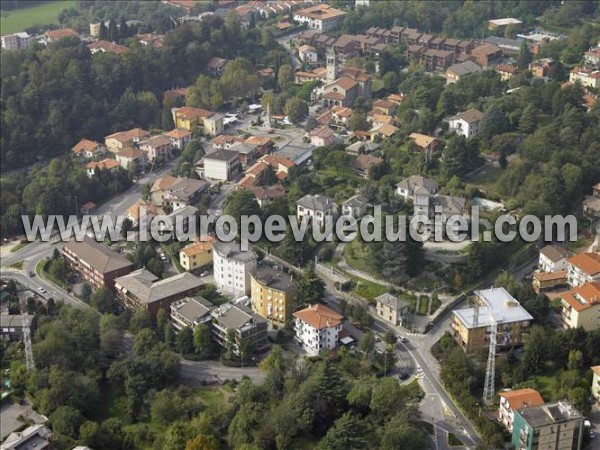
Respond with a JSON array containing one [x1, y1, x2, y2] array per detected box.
[[180, 359, 265, 384]]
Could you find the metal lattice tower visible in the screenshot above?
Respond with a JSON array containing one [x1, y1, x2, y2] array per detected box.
[[22, 313, 35, 371], [483, 318, 497, 405]]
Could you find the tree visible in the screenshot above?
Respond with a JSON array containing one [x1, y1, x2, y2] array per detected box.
[[223, 190, 262, 225], [480, 105, 509, 142], [185, 435, 220, 450], [521, 325, 548, 376], [177, 326, 194, 355], [516, 40, 532, 69], [107, 19, 119, 42], [358, 331, 375, 355], [442, 135, 481, 179], [296, 263, 325, 307], [98, 21, 108, 40], [50, 405, 84, 438], [519, 105, 539, 133], [380, 414, 426, 450], [283, 97, 308, 124], [319, 412, 367, 450], [370, 377, 403, 421], [91, 286, 117, 313], [256, 165, 278, 187], [134, 328, 159, 356], [383, 330, 397, 346], [277, 64, 293, 90], [193, 324, 215, 358], [348, 112, 369, 131], [118, 17, 130, 39], [130, 309, 152, 333]]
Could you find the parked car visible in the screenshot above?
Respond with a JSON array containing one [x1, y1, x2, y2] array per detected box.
[[37, 287, 47, 295], [200, 271, 209, 277]]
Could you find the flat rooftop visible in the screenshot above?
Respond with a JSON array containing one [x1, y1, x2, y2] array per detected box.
[[519, 402, 582, 428]]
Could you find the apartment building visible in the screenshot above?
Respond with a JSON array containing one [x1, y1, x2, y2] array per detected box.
[[1, 425, 52, 450], [447, 108, 484, 138], [250, 265, 296, 329], [293, 304, 344, 356], [451, 287, 533, 353], [560, 281, 600, 331], [539, 245, 570, 272], [169, 296, 214, 331], [203, 149, 242, 181], [172, 106, 223, 136], [63, 236, 133, 290], [179, 239, 214, 271], [569, 66, 600, 89], [375, 293, 410, 326], [114, 269, 203, 317], [1, 32, 32, 50], [511, 401, 583, 450], [498, 388, 545, 433], [212, 241, 258, 297], [211, 302, 269, 355], [566, 252, 600, 287]]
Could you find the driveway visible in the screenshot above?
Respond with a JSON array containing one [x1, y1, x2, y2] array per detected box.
[[180, 359, 265, 384]]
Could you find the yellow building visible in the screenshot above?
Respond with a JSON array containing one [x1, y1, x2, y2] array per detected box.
[[179, 239, 214, 271], [172, 107, 223, 136], [560, 281, 600, 331], [250, 265, 296, 329], [451, 287, 533, 353]]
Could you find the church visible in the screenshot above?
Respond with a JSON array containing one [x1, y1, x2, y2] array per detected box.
[[321, 48, 372, 108]]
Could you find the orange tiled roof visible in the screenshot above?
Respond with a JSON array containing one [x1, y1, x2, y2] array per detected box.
[[117, 148, 145, 159], [72, 138, 103, 154], [499, 388, 545, 410], [86, 159, 120, 170], [181, 240, 213, 257], [409, 133, 439, 149], [533, 271, 567, 282], [151, 175, 179, 192], [592, 366, 600, 376], [561, 281, 600, 312], [46, 28, 79, 39], [176, 106, 214, 120], [568, 252, 600, 276], [293, 304, 343, 330], [165, 128, 191, 139], [105, 128, 149, 143]]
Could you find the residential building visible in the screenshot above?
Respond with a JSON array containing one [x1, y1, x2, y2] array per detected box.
[[584, 47, 600, 69], [447, 108, 484, 138], [212, 134, 244, 150], [213, 241, 258, 297], [1, 425, 52, 450], [569, 67, 600, 89], [445, 60, 482, 83], [375, 293, 410, 326], [205, 57, 229, 76], [372, 99, 397, 116], [498, 388, 545, 433], [592, 366, 600, 405], [567, 252, 600, 287], [353, 154, 383, 179], [165, 128, 192, 150], [396, 175, 439, 201], [203, 149, 242, 181], [172, 106, 223, 136], [451, 287, 533, 353], [408, 133, 442, 156], [1, 32, 32, 50], [560, 281, 600, 331], [85, 158, 121, 177], [539, 245, 570, 272], [370, 123, 399, 141], [229, 141, 260, 168], [296, 194, 336, 227], [511, 401, 583, 450], [250, 264, 297, 329], [63, 236, 133, 290], [471, 43, 503, 67], [170, 296, 214, 331], [583, 182, 600, 217], [126, 200, 163, 227], [298, 44, 318, 64], [293, 4, 346, 31], [322, 49, 372, 108], [105, 127, 150, 153], [115, 148, 146, 170], [484, 36, 522, 54], [45, 28, 79, 43], [88, 40, 129, 54], [532, 271, 567, 293], [488, 18, 522, 31], [309, 125, 338, 147], [345, 140, 381, 155], [341, 194, 369, 219], [72, 138, 106, 159], [139, 135, 173, 162], [211, 302, 269, 355], [518, 30, 565, 54], [330, 105, 354, 127], [137, 32, 164, 49], [293, 304, 344, 356], [114, 269, 203, 317], [496, 64, 519, 81], [247, 184, 286, 207], [529, 58, 558, 79], [0, 314, 35, 342], [151, 176, 207, 210], [179, 237, 214, 271]]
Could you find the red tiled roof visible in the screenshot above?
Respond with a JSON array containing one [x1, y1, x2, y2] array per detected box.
[[499, 389, 545, 410], [568, 252, 600, 276], [293, 304, 343, 330]]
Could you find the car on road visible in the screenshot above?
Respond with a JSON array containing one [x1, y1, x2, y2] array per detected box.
[[590, 431, 596, 440], [200, 271, 210, 277], [400, 337, 409, 344], [160, 254, 167, 261], [37, 287, 47, 295], [28, 271, 35, 277], [399, 371, 410, 380]]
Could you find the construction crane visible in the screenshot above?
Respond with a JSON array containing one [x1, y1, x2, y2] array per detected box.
[[22, 313, 35, 371]]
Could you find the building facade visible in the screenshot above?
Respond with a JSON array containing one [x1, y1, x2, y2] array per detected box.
[[296, 194, 336, 228], [293, 304, 344, 356], [211, 302, 269, 355], [560, 281, 600, 331], [250, 265, 296, 329], [566, 252, 600, 287], [498, 388, 545, 433], [212, 242, 258, 297]]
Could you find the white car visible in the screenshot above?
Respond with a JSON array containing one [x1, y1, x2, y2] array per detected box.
[[37, 287, 47, 295], [200, 271, 209, 277]]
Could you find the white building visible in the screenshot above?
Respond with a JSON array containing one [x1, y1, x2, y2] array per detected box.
[[447, 108, 484, 138], [169, 296, 214, 331], [203, 149, 242, 181], [569, 67, 600, 89], [293, 304, 344, 356], [293, 4, 346, 31], [498, 388, 545, 432], [212, 241, 258, 297], [1, 32, 32, 50], [1, 425, 52, 450], [538, 245, 569, 272], [298, 44, 318, 64], [296, 194, 336, 227], [566, 252, 600, 287]]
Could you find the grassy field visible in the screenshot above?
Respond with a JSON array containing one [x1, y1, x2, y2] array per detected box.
[[0, 1, 78, 34]]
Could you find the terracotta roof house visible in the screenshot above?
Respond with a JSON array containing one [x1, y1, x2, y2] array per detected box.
[[353, 154, 383, 179], [371, 123, 399, 140], [72, 138, 106, 158], [115, 148, 146, 170], [293, 304, 344, 356], [447, 108, 484, 138], [105, 128, 150, 153], [309, 125, 338, 147], [45, 28, 79, 42], [567, 252, 600, 287], [165, 128, 192, 150], [139, 134, 174, 162], [85, 158, 120, 177], [560, 281, 600, 331], [409, 133, 442, 152], [88, 40, 129, 54], [498, 388, 545, 432]]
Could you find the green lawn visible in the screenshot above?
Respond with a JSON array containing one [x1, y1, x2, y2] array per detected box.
[[10, 242, 31, 253], [448, 432, 464, 447], [353, 277, 387, 301], [192, 387, 230, 409], [0, 1, 78, 34]]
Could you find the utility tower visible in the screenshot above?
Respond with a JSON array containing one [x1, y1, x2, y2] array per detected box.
[[22, 313, 35, 371], [483, 317, 497, 405]]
